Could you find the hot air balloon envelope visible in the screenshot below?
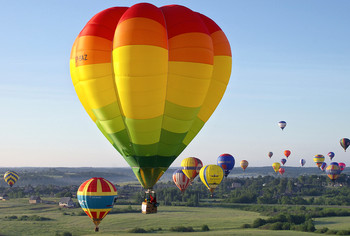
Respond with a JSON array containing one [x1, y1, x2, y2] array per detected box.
[[327, 152, 335, 160], [326, 163, 341, 181], [268, 152, 273, 158], [70, 3, 232, 189], [4, 171, 19, 187], [77, 177, 117, 232], [320, 162, 327, 171], [340, 138, 350, 152], [172, 169, 191, 193], [339, 162, 346, 172], [279, 168, 285, 175], [199, 165, 224, 194], [217, 153, 235, 177], [272, 162, 281, 173], [284, 150, 291, 158], [300, 159, 306, 166], [313, 154, 325, 168], [181, 157, 203, 181], [281, 158, 287, 166], [240, 160, 248, 171], [278, 121, 287, 130]]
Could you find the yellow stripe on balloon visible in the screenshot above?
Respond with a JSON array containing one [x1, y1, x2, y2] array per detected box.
[[113, 45, 168, 119], [72, 63, 113, 81], [166, 61, 213, 107]]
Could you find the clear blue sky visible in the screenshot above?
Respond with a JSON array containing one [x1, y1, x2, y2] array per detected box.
[[1, 0, 349, 168]]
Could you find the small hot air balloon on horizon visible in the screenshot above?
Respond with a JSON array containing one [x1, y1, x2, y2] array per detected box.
[[278, 121, 287, 130], [272, 162, 281, 173], [300, 159, 306, 167], [181, 157, 203, 182], [326, 162, 341, 182], [240, 160, 248, 171], [217, 153, 235, 178], [268, 152, 273, 158], [284, 150, 291, 158], [279, 167, 285, 175], [340, 138, 350, 152], [4, 171, 19, 187], [328, 152, 335, 160], [320, 162, 327, 171], [199, 165, 224, 197], [173, 169, 191, 194], [281, 158, 287, 166], [77, 177, 118, 232], [313, 154, 325, 168], [339, 162, 346, 172]]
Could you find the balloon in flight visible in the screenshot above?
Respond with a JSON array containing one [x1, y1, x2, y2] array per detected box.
[[199, 165, 224, 196], [313, 154, 325, 168], [278, 167, 285, 176], [278, 121, 287, 130], [240, 160, 248, 171], [217, 153, 235, 177], [340, 138, 350, 152], [172, 169, 191, 194], [268, 152, 273, 158], [327, 152, 335, 160], [339, 162, 346, 172], [70, 3, 232, 190], [77, 177, 118, 232], [326, 162, 341, 181], [4, 171, 19, 187], [281, 158, 287, 166], [181, 157, 203, 181], [272, 162, 281, 173], [320, 162, 327, 171], [284, 150, 291, 158], [300, 159, 306, 167]]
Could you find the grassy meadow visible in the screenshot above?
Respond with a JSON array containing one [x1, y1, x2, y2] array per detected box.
[[0, 198, 348, 236]]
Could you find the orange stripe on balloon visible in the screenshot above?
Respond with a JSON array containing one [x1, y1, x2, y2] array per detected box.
[[119, 3, 166, 28], [113, 18, 167, 49], [76, 36, 112, 51], [74, 49, 111, 66], [211, 31, 231, 56]]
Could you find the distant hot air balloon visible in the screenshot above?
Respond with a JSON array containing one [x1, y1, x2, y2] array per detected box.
[[77, 177, 118, 232], [240, 160, 248, 171], [284, 150, 291, 158], [70, 3, 232, 195], [278, 121, 287, 130], [272, 162, 281, 173], [313, 154, 325, 168], [4, 171, 19, 187], [268, 152, 273, 158], [340, 138, 350, 152], [300, 159, 306, 167], [172, 169, 191, 194], [326, 162, 341, 181], [328, 152, 335, 160], [199, 165, 224, 197], [339, 162, 346, 172], [320, 162, 327, 171], [181, 157, 203, 181], [217, 153, 235, 177], [279, 168, 285, 176], [281, 158, 287, 166]]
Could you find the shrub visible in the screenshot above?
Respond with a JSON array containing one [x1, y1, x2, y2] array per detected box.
[[241, 224, 251, 228], [201, 224, 210, 231], [252, 218, 266, 228], [337, 230, 350, 235], [169, 226, 194, 232], [128, 228, 147, 233], [315, 227, 329, 234]]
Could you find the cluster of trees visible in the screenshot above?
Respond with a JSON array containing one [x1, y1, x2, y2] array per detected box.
[[2, 174, 350, 207]]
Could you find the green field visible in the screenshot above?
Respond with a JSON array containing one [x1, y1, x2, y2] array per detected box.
[[0, 198, 339, 236], [314, 216, 350, 231]]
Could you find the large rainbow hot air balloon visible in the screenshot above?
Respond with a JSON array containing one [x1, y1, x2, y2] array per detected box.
[[173, 169, 191, 194], [4, 171, 19, 187], [70, 3, 231, 192], [313, 154, 325, 168], [199, 165, 224, 196], [217, 153, 235, 177], [77, 177, 118, 232], [181, 157, 203, 181]]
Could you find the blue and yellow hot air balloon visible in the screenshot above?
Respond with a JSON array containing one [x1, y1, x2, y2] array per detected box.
[[70, 3, 232, 192], [4, 171, 19, 187], [181, 157, 203, 182], [313, 154, 325, 168], [199, 165, 224, 196], [217, 153, 235, 177], [77, 177, 118, 232], [326, 162, 341, 181]]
